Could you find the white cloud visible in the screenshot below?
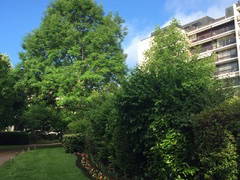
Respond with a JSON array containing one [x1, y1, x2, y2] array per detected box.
[[162, 12, 205, 27], [124, 36, 141, 68], [163, 0, 236, 26], [123, 24, 153, 68]]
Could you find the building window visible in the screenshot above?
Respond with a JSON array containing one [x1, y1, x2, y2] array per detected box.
[[216, 61, 239, 75], [194, 21, 235, 42], [201, 42, 213, 52], [217, 48, 237, 60], [217, 35, 236, 48]]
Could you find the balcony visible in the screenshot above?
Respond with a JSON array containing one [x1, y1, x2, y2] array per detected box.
[[216, 57, 238, 65], [217, 53, 237, 61], [217, 71, 240, 79], [216, 66, 239, 75], [200, 45, 214, 53], [237, 2, 240, 11], [198, 38, 237, 58], [187, 16, 234, 36], [192, 25, 235, 43], [191, 29, 235, 47], [216, 60, 239, 77]]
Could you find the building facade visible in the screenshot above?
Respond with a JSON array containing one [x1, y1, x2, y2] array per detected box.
[[138, 2, 240, 86]]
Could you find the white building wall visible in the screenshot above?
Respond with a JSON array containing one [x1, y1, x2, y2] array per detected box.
[[233, 4, 240, 77], [137, 36, 153, 65]]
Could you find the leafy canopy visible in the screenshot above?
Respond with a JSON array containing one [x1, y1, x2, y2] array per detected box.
[[17, 0, 127, 130], [113, 20, 228, 179]]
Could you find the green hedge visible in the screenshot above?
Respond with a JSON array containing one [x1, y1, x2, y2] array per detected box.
[[193, 97, 240, 179], [62, 134, 85, 153], [0, 132, 29, 145]]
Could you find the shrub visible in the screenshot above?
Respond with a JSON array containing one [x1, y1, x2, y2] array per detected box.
[[193, 97, 240, 179], [0, 131, 29, 145], [62, 134, 85, 153], [21, 103, 65, 132], [85, 91, 118, 166], [148, 129, 198, 179], [28, 131, 61, 144]]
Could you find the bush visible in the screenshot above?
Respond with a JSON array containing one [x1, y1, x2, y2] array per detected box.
[[21, 103, 64, 132], [0, 132, 29, 145], [193, 97, 240, 179], [62, 134, 85, 153], [148, 129, 198, 179], [28, 131, 61, 144]]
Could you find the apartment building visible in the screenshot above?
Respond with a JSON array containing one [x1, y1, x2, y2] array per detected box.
[[138, 2, 240, 86]]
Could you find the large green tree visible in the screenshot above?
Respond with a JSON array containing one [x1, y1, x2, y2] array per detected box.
[[113, 21, 228, 179], [18, 0, 127, 129]]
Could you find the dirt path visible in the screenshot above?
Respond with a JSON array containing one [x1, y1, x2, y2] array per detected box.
[[0, 151, 21, 166]]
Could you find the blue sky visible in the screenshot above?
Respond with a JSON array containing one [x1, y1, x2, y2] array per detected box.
[[0, 0, 236, 68]]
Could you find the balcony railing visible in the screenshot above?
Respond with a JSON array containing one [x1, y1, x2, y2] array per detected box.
[[200, 46, 213, 53], [218, 37, 236, 48], [217, 54, 237, 61], [216, 69, 239, 76], [200, 38, 236, 53], [192, 25, 235, 43], [216, 65, 239, 75]]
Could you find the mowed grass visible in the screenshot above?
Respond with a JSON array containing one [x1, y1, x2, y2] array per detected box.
[[0, 147, 89, 180]]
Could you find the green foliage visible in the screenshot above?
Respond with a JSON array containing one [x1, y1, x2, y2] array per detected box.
[[200, 132, 238, 180], [148, 129, 198, 180], [193, 97, 240, 179], [0, 54, 13, 129], [21, 103, 66, 132], [0, 54, 11, 75], [67, 120, 90, 134], [16, 0, 127, 133], [85, 89, 119, 166], [0, 132, 29, 145], [18, 0, 126, 100], [112, 21, 227, 179], [0, 54, 26, 130], [62, 134, 85, 153]]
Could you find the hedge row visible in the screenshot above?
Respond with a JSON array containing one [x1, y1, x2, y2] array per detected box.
[[62, 134, 85, 153], [0, 132, 29, 145]]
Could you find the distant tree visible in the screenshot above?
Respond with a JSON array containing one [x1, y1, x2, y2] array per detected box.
[[18, 0, 127, 127], [0, 54, 25, 130], [21, 103, 66, 133], [0, 54, 11, 75], [0, 54, 12, 129]]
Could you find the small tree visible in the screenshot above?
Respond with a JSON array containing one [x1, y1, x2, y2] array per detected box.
[[21, 103, 65, 132]]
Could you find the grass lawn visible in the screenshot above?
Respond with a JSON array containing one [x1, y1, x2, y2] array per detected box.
[[0, 147, 89, 180]]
